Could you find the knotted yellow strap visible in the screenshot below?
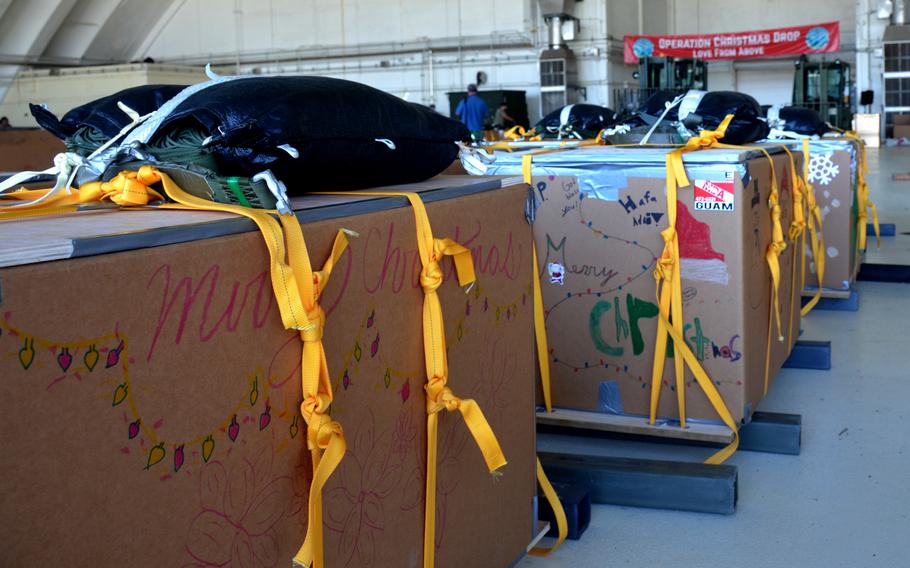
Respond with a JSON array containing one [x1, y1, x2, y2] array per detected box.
[[79, 171, 165, 206], [841, 132, 880, 252], [284, 225, 352, 568], [504, 125, 531, 140], [801, 139, 827, 316], [316, 190, 505, 568], [649, 115, 739, 463], [775, 145, 806, 347]]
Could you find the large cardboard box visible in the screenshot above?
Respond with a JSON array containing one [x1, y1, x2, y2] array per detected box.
[[0, 176, 536, 567], [0, 129, 64, 172], [799, 138, 861, 292], [479, 146, 800, 425]]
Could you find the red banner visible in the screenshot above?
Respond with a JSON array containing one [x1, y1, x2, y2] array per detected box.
[[624, 21, 840, 64]]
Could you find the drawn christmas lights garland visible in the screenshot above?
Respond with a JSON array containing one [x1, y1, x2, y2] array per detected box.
[[1, 315, 282, 477], [330, 279, 534, 408], [534, 179, 745, 391], [2, 268, 531, 477]]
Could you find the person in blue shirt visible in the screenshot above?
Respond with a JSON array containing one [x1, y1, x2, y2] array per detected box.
[[455, 84, 489, 141]]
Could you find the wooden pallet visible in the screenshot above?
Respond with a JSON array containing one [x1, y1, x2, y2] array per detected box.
[[536, 408, 735, 444]]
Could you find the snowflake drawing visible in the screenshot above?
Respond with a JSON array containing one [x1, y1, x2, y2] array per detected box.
[[808, 152, 839, 186]]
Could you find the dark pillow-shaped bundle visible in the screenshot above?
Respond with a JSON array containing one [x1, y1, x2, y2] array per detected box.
[[680, 90, 770, 145], [533, 103, 619, 139], [139, 76, 470, 191], [770, 106, 829, 136], [30, 84, 185, 141]]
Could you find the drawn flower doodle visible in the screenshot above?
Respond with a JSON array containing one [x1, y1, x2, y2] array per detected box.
[[325, 410, 401, 567], [184, 444, 293, 568]]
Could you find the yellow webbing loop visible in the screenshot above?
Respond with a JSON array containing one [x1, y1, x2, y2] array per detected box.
[[529, 458, 568, 556], [504, 125, 531, 140], [775, 145, 806, 350], [530, 244, 568, 555], [800, 139, 827, 316], [316, 190, 506, 568], [650, 115, 740, 463], [284, 224, 351, 568], [152, 170, 350, 568], [849, 133, 880, 252], [532, 243, 553, 413]]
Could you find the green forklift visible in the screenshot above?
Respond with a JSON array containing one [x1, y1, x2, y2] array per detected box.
[[792, 57, 853, 130], [638, 56, 708, 92]]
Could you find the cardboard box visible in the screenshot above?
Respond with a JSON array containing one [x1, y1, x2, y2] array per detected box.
[[853, 113, 880, 148], [0, 129, 64, 172], [894, 125, 910, 139], [799, 138, 861, 291], [481, 146, 800, 424], [0, 176, 536, 567], [894, 114, 910, 126]]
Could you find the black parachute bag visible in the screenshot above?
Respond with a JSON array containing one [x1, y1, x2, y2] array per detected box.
[[532, 103, 619, 139], [135, 76, 470, 192], [679, 90, 770, 145], [29, 84, 184, 156], [604, 91, 686, 144], [767, 105, 829, 136]]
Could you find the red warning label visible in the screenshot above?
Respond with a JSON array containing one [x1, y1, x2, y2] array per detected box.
[[693, 180, 735, 212]]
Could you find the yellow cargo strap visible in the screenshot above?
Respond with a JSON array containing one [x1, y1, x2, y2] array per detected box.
[[715, 144, 785, 398], [773, 145, 806, 352], [532, 243, 553, 413], [528, 242, 568, 555], [504, 125, 531, 140], [282, 222, 352, 568], [851, 134, 880, 252], [652, 116, 739, 463], [529, 458, 569, 556], [316, 190, 506, 568], [0, 167, 348, 568]]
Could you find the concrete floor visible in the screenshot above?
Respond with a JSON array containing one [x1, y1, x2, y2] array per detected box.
[[519, 147, 910, 568]]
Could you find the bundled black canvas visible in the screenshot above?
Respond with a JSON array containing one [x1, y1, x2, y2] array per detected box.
[[682, 91, 770, 145], [142, 76, 470, 191], [532, 104, 619, 139], [773, 106, 829, 136], [30, 85, 184, 155]]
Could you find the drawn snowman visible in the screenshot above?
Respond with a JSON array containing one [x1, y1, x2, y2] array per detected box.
[[547, 262, 565, 285]]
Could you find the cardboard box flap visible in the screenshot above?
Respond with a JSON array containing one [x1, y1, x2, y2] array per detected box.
[[0, 175, 524, 268], [480, 146, 784, 202]]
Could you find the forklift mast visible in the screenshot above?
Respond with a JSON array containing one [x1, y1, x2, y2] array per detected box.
[[638, 57, 708, 92], [792, 57, 853, 131]]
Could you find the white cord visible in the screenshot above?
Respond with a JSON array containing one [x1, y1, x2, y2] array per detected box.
[[252, 170, 292, 215]]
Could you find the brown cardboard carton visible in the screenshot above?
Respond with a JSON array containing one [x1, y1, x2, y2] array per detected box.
[[893, 114, 910, 126], [802, 139, 860, 291], [0, 177, 535, 567], [527, 147, 799, 424], [0, 129, 64, 171], [893, 125, 910, 139]]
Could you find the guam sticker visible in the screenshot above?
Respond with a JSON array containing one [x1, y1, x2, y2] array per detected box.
[[694, 180, 735, 212]]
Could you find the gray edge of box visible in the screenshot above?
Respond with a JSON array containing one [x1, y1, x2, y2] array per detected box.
[[70, 178, 504, 259]]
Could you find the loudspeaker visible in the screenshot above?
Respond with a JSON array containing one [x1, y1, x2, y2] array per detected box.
[[860, 90, 874, 105]]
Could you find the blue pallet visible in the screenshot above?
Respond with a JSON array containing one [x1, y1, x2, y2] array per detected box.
[[802, 289, 859, 311], [538, 481, 591, 541], [867, 223, 896, 237], [783, 340, 832, 370]]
